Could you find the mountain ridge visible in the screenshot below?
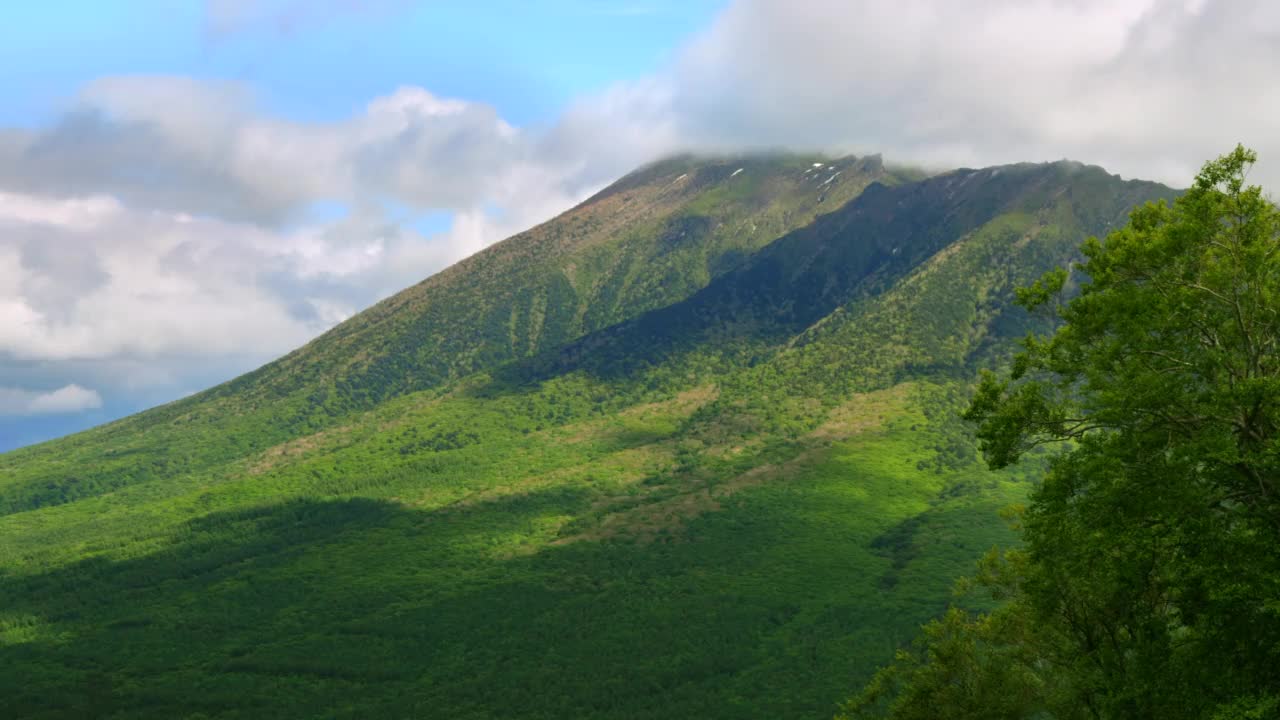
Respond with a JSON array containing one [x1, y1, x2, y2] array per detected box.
[[0, 151, 1178, 719]]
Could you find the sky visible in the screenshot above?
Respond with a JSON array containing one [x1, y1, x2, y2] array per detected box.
[[2, 0, 1279, 451]]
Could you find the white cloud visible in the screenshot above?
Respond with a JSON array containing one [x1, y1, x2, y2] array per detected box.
[[0, 174, 586, 421], [0, 80, 534, 224], [636, 0, 1280, 190], [0, 190, 321, 362], [0, 384, 102, 415]]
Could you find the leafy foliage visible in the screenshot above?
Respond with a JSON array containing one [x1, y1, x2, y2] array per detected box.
[[849, 146, 1280, 718]]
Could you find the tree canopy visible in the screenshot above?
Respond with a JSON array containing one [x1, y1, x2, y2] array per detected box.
[[844, 146, 1280, 719]]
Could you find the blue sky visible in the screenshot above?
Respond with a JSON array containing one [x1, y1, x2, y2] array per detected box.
[[1, 1, 724, 128], [2, 0, 1277, 451]]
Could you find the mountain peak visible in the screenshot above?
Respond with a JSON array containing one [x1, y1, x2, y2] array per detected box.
[[0, 149, 1180, 719]]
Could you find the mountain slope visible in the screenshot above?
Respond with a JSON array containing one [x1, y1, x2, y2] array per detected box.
[[531, 160, 1166, 385], [227, 153, 900, 408], [0, 154, 898, 517], [0, 154, 1175, 719]]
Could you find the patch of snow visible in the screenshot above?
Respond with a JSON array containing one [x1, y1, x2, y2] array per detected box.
[[730, 168, 744, 178], [812, 162, 824, 168]]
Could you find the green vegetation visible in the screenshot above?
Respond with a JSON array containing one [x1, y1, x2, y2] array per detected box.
[[0, 153, 1175, 718], [844, 147, 1280, 719]]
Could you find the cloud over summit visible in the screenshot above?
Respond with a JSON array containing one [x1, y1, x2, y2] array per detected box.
[[641, 0, 1280, 187]]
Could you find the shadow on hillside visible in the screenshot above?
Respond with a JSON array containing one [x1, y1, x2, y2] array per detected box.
[[0, 492, 585, 718], [0, 462, 987, 720], [468, 167, 1067, 399]]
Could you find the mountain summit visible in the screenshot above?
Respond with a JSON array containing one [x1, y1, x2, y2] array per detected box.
[[0, 153, 1174, 718]]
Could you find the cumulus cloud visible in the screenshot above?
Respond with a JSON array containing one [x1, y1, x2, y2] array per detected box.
[[0, 384, 102, 416], [0, 85, 597, 423], [641, 0, 1280, 189], [0, 80, 533, 224], [0, 190, 327, 362], [0, 180, 556, 364]]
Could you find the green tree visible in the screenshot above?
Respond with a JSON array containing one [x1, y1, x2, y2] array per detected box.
[[846, 146, 1280, 719], [839, 549, 1088, 720]]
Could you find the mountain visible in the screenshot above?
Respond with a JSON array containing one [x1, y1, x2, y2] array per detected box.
[[0, 154, 1174, 719], [0, 153, 900, 515]]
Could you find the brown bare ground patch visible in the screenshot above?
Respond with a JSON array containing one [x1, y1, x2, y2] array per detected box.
[[557, 449, 820, 545], [620, 385, 719, 419], [558, 385, 718, 444], [440, 444, 676, 512], [808, 383, 912, 442], [245, 426, 352, 475], [373, 393, 447, 433]]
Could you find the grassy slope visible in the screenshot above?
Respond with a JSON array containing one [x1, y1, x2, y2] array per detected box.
[[0, 154, 894, 517], [0, 159, 1175, 719]]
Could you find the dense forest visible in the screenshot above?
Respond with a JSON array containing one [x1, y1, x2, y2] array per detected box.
[[3, 148, 1242, 719]]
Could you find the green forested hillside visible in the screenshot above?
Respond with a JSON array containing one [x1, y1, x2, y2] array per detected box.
[[0, 154, 1173, 718]]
